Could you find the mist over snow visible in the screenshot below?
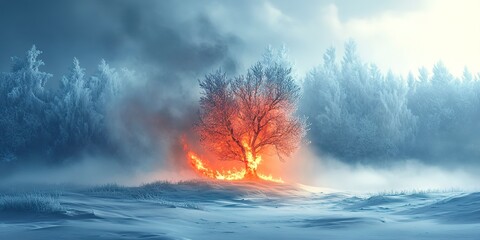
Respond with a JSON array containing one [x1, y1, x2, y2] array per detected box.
[[0, 0, 480, 191], [3, 2, 480, 240]]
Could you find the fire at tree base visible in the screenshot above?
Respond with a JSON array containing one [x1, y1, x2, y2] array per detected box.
[[185, 145, 284, 183]]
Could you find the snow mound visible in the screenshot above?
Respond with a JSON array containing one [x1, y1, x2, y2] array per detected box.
[[405, 192, 480, 223], [87, 180, 301, 202], [0, 194, 64, 214], [301, 216, 384, 228]]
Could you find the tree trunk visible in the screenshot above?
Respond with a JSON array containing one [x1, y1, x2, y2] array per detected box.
[[243, 159, 258, 180]]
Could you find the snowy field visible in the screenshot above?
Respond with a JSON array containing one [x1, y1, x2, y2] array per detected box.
[[0, 180, 479, 240]]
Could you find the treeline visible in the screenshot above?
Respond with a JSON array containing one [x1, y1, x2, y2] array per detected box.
[[0, 46, 131, 164], [300, 41, 480, 164], [2, 43, 479, 167]]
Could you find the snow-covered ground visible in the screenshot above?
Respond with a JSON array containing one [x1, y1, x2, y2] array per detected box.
[[0, 180, 479, 239]]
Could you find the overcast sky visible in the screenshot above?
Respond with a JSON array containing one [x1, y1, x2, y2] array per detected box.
[[0, 0, 479, 79]]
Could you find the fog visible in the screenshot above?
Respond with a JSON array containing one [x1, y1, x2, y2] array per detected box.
[[1, 0, 479, 191]]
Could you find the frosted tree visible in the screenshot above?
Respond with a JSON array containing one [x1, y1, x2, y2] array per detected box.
[[377, 71, 417, 156], [0, 46, 52, 161], [299, 47, 343, 152], [54, 58, 100, 154], [197, 62, 306, 178], [87, 59, 126, 145], [89, 60, 121, 111], [410, 62, 453, 133], [262, 45, 292, 68]]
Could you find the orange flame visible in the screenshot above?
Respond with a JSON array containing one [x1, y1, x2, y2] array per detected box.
[[184, 140, 283, 183]]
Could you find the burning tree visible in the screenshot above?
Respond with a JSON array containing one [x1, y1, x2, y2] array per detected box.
[[196, 62, 305, 179]]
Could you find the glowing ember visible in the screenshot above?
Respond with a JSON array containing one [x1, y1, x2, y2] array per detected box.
[[184, 142, 283, 183]]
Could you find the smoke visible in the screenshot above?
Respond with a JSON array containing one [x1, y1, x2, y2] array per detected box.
[[0, 0, 240, 76], [1, 0, 480, 190], [0, 0, 245, 184], [85, 1, 247, 178]]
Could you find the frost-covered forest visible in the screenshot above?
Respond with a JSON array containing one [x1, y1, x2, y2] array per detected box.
[[300, 41, 480, 164], [1, 43, 480, 168], [0, 46, 131, 165]]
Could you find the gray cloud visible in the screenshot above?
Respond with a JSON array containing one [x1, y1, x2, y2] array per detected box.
[[0, 0, 240, 79], [0, 0, 424, 77]]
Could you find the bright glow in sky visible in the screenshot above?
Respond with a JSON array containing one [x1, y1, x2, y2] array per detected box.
[[328, 0, 480, 77], [211, 0, 480, 77]]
